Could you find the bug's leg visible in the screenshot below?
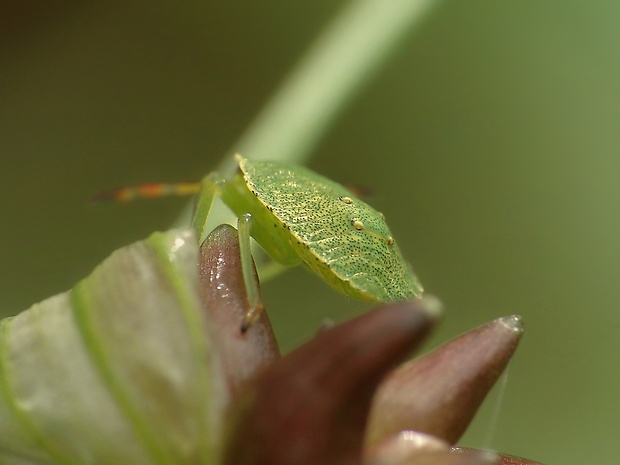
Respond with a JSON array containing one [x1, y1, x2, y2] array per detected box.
[[192, 173, 225, 245], [237, 213, 264, 332]]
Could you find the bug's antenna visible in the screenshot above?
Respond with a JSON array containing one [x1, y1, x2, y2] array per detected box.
[[91, 182, 201, 204]]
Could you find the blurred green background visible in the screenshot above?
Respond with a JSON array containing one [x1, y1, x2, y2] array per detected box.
[[1, 1, 618, 463]]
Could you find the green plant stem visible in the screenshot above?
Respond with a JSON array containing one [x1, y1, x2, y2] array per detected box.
[[175, 0, 442, 229]]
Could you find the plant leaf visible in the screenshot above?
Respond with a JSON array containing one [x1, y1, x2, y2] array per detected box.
[[0, 229, 222, 465]]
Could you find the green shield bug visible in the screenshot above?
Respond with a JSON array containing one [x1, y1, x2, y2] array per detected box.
[[98, 154, 423, 331]]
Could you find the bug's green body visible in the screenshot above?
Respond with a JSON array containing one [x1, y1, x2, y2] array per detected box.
[[99, 154, 422, 330], [211, 156, 423, 303]]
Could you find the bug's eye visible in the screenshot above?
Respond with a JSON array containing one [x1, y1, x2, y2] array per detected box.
[[386, 236, 394, 246], [339, 196, 353, 204], [351, 219, 364, 231]]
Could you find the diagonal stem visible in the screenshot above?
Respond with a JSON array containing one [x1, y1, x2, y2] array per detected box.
[[174, 0, 442, 229]]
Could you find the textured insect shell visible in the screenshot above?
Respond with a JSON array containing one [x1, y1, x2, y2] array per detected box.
[[221, 172, 303, 268], [238, 157, 422, 302]]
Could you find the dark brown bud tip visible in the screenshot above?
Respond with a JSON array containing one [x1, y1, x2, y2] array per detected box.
[[367, 315, 524, 445], [223, 299, 440, 465], [199, 224, 279, 397]]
